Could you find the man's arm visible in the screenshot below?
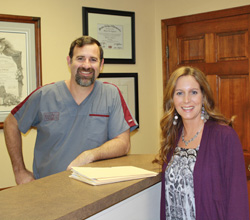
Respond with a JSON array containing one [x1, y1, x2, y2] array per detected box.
[[4, 113, 34, 185], [67, 129, 131, 170]]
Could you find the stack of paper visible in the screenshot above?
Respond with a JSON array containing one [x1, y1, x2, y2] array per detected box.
[[69, 166, 158, 186]]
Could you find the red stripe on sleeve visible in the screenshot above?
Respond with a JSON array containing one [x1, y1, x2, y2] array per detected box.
[[11, 83, 55, 115]]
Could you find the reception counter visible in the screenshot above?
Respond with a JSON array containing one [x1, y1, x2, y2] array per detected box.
[[0, 154, 161, 220]]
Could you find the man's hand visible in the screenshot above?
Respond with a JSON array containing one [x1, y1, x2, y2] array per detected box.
[[67, 151, 93, 170], [67, 129, 131, 170], [15, 169, 35, 185]]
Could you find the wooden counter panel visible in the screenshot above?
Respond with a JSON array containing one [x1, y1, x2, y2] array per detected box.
[[0, 154, 161, 220]]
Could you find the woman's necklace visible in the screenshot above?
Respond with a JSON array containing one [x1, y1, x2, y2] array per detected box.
[[181, 123, 204, 146]]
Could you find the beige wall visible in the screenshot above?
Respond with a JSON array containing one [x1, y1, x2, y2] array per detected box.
[[1, 0, 249, 188]]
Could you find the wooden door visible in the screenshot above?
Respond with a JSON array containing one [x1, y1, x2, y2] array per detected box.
[[161, 5, 250, 177]]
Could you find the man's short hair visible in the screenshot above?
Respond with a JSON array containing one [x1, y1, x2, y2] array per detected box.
[[68, 36, 104, 60]]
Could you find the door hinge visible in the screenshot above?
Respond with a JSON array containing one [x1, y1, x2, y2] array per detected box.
[[166, 46, 169, 58]]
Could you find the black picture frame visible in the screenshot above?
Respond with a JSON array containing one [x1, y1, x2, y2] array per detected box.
[[82, 7, 135, 64], [98, 73, 139, 126], [0, 14, 42, 129]]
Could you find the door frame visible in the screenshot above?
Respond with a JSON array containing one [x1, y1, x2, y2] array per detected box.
[[161, 4, 250, 88]]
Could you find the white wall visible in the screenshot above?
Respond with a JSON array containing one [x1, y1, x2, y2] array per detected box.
[[1, 0, 249, 188]]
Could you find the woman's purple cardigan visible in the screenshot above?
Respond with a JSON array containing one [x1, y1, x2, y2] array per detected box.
[[160, 120, 249, 220]]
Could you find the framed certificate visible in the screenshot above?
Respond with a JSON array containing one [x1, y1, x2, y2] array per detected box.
[[98, 73, 139, 126], [82, 7, 135, 64], [0, 14, 42, 128]]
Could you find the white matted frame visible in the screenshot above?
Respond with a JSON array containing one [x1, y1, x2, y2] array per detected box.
[[82, 7, 135, 64], [98, 73, 139, 126], [0, 14, 42, 128]]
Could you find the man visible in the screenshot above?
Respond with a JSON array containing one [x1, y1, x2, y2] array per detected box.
[[4, 36, 138, 185]]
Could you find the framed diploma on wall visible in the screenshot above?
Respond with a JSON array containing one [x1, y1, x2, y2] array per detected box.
[[0, 14, 42, 128], [97, 73, 139, 126], [82, 7, 135, 64]]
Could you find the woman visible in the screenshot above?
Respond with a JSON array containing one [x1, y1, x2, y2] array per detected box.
[[158, 66, 249, 219]]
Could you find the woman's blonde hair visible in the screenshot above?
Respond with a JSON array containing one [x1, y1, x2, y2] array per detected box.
[[157, 66, 233, 165]]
